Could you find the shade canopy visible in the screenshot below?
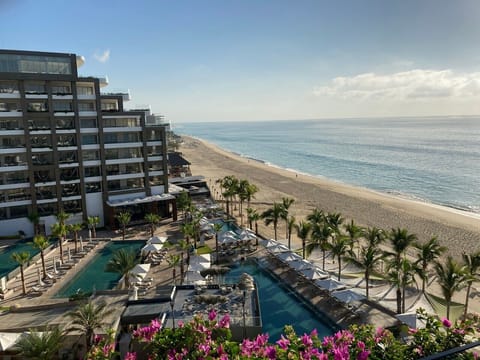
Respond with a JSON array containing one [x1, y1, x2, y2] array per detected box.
[[299, 267, 329, 280], [148, 236, 167, 244], [276, 251, 303, 263], [141, 243, 163, 254], [0, 332, 23, 351], [332, 289, 365, 304], [315, 278, 347, 292], [131, 263, 151, 275], [268, 243, 290, 254]]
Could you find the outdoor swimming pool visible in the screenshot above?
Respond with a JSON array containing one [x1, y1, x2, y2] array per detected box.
[[225, 259, 338, 340], [0, 237, 54, 278], [54, 240, 145, 298]]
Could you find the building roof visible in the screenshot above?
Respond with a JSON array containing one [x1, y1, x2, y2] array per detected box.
[[168, 152, 191, 167]]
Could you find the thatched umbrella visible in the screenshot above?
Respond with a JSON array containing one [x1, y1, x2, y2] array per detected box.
[[237, 273, 255, 338], [200, 266, 230, 284]]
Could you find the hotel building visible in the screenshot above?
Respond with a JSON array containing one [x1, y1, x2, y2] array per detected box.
[[0, 49, 176, 237]]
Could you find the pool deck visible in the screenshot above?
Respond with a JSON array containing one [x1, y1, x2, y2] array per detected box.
[[1, 216, 401, 333]]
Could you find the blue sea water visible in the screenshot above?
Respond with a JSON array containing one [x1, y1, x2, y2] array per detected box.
[[177, 117, 480, 214]]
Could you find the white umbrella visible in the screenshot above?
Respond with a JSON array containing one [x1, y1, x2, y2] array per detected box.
[[141, 243, 163, 254], [185, 271, 205, 284], [276, 251, 303, 263], [67, 247, 71, 261], [0, 332, 23, 351], [299, 267, 329, 279], [79, 236, 83, 252], [88, 229, 92, 241], [315, 278, 347, 292], [332, 289, 365, 304], [396, 312, 426, 329], [131, 285, 138, 300], [37, 268, 44, 286], [131, 263, 151, 275], [148, 236, 167, 244], [52, 256, 57, 274], [220, 236, 237, 244], [268, 243, 290, 254], [262, 239, 279, 248]]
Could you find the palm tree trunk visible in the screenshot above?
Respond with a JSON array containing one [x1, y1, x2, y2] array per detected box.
[[273, 224, 277, 241], [422, 264, 427, 293], [402, 285, 406, 313], [288, 233, 291, 250], [302, 239, 306, 259], [447, 299, 451, 320], [365, 272, 370, 299], [86, 329, 93, 349], [173, 268, 176, 285], [122, 226, 126, 241], [59, 239, 64, 264], [338, 256, 342, 281], [20, 266, 26, 295], [322, 250, 326, 271], [464, 284, 472, 318], [180, 256, 184, 284], [255, 222, 258, 237], [74, 232, 78, 253], [396, 287, 402, 314], [40, 251, 46, 278]]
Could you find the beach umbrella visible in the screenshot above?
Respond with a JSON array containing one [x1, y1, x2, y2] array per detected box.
[[131, 263, 151, 276], [67, 247, 71, 262], [332, 289, 365, 304], [276, 251, 303, 263], [79, 236, 83, 252], [185, 271, 205, 284], [88, 229, 92, 241], [52, 256, 57, 274], [299, 267, 329, 279], [131, 285, 138, 301], [396, 312, 426, 329], [141, 243, 163, 254], [315, 278, 347, 292], [148, 236, 167, 244], [0, 332, 23, 351], [268, 243, 290, 254], [37, 268, 45, 286], [261, 239, 278, 248]]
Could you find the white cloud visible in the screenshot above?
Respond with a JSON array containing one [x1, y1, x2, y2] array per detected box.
[[313, 69, 480, 101], [93, 49, 111, 63]]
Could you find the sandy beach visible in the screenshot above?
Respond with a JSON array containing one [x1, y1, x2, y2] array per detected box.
[[180, 136, 480, 259]]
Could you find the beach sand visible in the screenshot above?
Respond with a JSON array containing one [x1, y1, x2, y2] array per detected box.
[[180, 136, 480, 259]]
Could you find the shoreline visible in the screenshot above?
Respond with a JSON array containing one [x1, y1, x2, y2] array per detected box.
[[185, 135, 480, 220], [180, 135, 480, 258]]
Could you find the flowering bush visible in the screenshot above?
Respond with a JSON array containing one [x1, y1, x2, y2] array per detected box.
[[87, 309, 479, 359], [86, 329, 118, 360]]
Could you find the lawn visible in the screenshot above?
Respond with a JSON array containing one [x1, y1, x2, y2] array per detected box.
[[196, 245, 212, 255]]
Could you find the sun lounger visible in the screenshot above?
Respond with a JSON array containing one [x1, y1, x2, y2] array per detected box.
[[29, 286, 44, 295]]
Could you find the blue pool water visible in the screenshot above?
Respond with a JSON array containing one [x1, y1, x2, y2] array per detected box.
[[225, 259, 337, 340], [0, 237, 54, 278], [54, 240, 145, 298]]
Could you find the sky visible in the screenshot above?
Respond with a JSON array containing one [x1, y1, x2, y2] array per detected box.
[[2, 0, 480, 122]]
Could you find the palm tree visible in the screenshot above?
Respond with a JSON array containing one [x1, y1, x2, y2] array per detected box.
[[344, 219, 363, 255], [32, 235, 49, 278], [347, 243, 383, 299], [384, 228, 417, 267], [68, 223, 83, 253], [180, 222, 195, 265], [237, 179, 250, 226], [246, 208, 261, 242], [66, 300, 114, 350], [51, 222, 67, 264], [245, 182, 258, 209], [325, 212, 344, 234], [14, 327, 65, 360], [87, 215, 100, 238], [399, 258, 418, 313], [166, 254, 180, 285], [286, 215, 296, 250], [212, 223, 223, 265], [261, 202, 283, 240], [216, 175, 238, 217], [145, 213, 160, 237], [28, 212, 41, 235], [296, 221, 311, 259], [281, 197, 295, 239], [105, 249, 139, 289], [363, 226, 385, 248], [415, 237, 446, 293], [462, 251, 480, 318], [435, 256, 466, 319], [330, 236, 352, 281], [177, 240, 189, 283], [11, 251, 30, 295], [56, 210, 70, 227], [116, 211, 131, 240], [306, 208, 324, 225], [308, 222, 333, 271], [176, 190, 191, 221]]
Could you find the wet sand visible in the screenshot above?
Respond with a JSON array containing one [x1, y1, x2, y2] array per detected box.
[[180, 136, 480, 258]]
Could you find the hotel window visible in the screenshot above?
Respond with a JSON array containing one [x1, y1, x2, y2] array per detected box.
[[31, 152, 53, 165], [149, 176, 164, 186], [36, 185, 56, 200], [58, 151, 77, 164], [60, 167, 79, 181], [9, 205, 29, 219], [0, 101, 21, 112], [103, 117, 140, 127], [76, 86, 94, 95], [82, 150, 99, 161], [4, 171, 28, 184], [78, 102, 96, 111], [51, 84, 71, 95], [57, 134, 76, 147], [27, 102, 48, 112], [1, 135, 24, 148], [4, 188, 30, 202], [38, 203, 56, 217], [80, 118, 97, 128], [3, 154, 26, 166], [62, 183, 80, 197], [28, 118, 50, 130], [147, 146, 162, 156], [56, 118, 74, 129], [127, 178, 144, 188], [34, 169, 55, 183], [105, 148, 141, 159], [53, 102, 73, 112], [84, 166, 100, 177], [62, 200, 82, 213], [81, 134, 98, 145], [104, 133, 140, 144], [0, 81, 18, 94], [86, 182, 102, 193], [24, 81, 46, 94], [147, 130, 163, 141], [0, 118, 21, 130], [101, 101, 118, 111]]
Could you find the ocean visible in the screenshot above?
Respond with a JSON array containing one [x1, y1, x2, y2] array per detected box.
[[176, 117, 480, 215]]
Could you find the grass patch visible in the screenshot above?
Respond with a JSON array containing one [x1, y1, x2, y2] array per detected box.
[[196, 245, 212, 255]]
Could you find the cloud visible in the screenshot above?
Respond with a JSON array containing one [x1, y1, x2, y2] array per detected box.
[[93, 49, 111, 63], [313, 69, 480, 101]]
